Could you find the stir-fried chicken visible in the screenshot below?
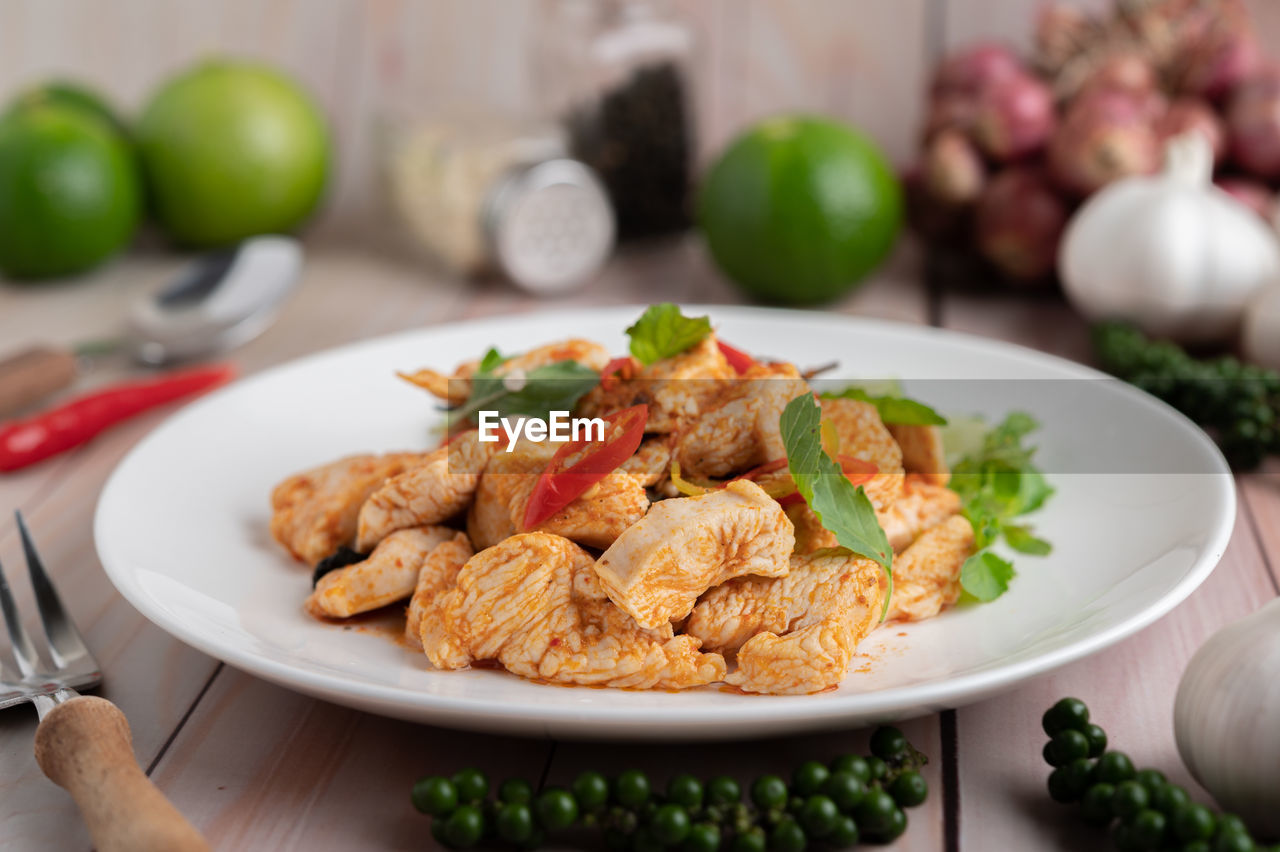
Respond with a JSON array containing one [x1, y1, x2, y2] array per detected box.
[[467, 439, 649, 550], [399, 339, 612, 404], [686, 550, 886, 695], [271, 451, 425, 565], [889, 423, 950, 486], [820, 397, 905, 510], [423, 533, 726, 689], [886, 514, 974, 622], [306, 525, 457, 618], [788, 475, 961, 555], [405, 532, 474, 648], [595, 480, 795, 629], [579, 335, 736, 433], [673, 363, 810, 479], [619, 437, 673, 488], [355, 431, 499, 552]]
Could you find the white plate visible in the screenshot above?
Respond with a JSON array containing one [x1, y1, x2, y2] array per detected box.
[[95, 306, 1235, 740]]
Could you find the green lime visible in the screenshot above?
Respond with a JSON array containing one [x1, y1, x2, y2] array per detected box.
[[136, 59, 330, 247], [4, 79, 129, 137], [0, 105, 141, 279], [698, 115, 903, 305]]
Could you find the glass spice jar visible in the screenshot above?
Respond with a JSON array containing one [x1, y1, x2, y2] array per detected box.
[[537, 0, 697, 240], [380, 114, 615, 294]]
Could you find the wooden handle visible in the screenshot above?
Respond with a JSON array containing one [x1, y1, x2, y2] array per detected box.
[[34, 695, 210, 852], [0, 346, 78, 417]]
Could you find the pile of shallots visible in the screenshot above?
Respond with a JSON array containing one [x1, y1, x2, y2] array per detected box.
[[908, 0, 1277, 289]]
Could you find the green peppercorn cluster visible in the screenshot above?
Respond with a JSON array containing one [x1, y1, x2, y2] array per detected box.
[[1092, 322, 1280, 469], [410, 726, 929, 850], [1041, 697, 1279, 852]]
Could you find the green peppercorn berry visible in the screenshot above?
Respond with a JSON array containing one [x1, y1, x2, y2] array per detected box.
[[1129, 808, 1168, 849], [1082, 723, 1108, 757], [614, 770, 652, 809], [866, 807, 908, 843], [683, 822, 721, 852], [451, 768, 489, 804], [1111, 780, 1150, 819], [1172, 803, 1216, 842], [1080, 783, 1115, 825], [853, 788, 898, 833], [1152, 784, 1190, 816], [1212, 831, 1256, 852], [870, 726, 910, 761], [830, 755, 872, 784], [651, 803, 692, 845], [667, 774, 705, 809], [751, 775, 789, 811], [792, 761, 829, 797], [1093, 751, 1137, 785], [496, 802, 534, 844], [535, 788, 578, 831], [769, 817, 808, 852], [612, 806, 639, 834], [866, 757, 888, 782], [827, 815, 859, 849], [706, 776, 741, 806], [799, 795, 840, 838], [442, 804, 485, 849], [1043, 698, 1091, 737], [573, 770, 610, 811], [1217, 815, 1248, 837], [1134, 768, 1167, 796], [1046, 729, 1091, 766], [411, 775, 458, 817], [822, 771, 866, 812], [889, 770, 928, 808], [499, 777, 534, 805], [732, 826, 767, 852], [1047, 758, 1093, 804]]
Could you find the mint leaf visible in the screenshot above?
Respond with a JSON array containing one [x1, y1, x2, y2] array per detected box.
[[960, 551, 1015, 602], [780, 394, 892, 573], [448, 359, 599, 429], [1004, 524, 1052, 556], [822, 386, 947, 426], [626, 304, 712, 365]]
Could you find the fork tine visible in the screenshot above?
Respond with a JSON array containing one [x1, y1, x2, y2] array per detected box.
[[16, 511, 91, 671], [0, 551, 40, 679]]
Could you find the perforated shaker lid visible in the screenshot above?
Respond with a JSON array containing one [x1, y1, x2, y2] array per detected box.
[[483, 158, 615, 294]]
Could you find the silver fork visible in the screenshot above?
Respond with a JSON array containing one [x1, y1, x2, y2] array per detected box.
[[1, 511, 208, 852]]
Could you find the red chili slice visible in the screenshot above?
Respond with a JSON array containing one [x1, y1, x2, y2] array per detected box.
[[716, 340, 757, 375], [599, 356, 639, 391], [522, 404, 648, 530], [837, 455, 879, 487]]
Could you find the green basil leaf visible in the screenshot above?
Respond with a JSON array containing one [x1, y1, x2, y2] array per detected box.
[[448, 359, 599, 429], [821, 386, 948, 426], [1003, 524, 1052, 555], [626, 303, 712, 365], [960, 551, 1015, 602]]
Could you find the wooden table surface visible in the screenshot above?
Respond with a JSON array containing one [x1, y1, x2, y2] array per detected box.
[[1, 236, 1277, 852]]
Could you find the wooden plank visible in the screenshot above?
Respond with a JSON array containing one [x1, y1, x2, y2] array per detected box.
[[1238, 462, 1280, 591], [545, 717, 947, 851]]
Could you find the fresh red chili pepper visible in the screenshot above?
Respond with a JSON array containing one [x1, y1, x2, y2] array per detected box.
[[734, 457, 789, 482], [0, 363, 237, 472], [716, 340, 757, 375], [836, 454, 879, 487], [522, 404, 648, 529], [599, 356, 639, 391]]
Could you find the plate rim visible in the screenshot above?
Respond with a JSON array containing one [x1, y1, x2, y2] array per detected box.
[[93, 305, 1237, 734]]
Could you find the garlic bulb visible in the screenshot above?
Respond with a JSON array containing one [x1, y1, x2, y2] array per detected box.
[[1174, 597, 1280, 837], [1242, 283, 1280, 372], [1059, 131, 1280, 343]]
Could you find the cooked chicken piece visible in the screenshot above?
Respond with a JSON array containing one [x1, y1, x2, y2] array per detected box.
[[787, 474, 960, 556], [673, 363, 810, 478], [578, 335, 736, 432], [405, 533, 474, 648], [887, 514, 974, 622], [467, 439, 649, 550], [424, 533, 726, 689], [306, 525, 457, 619], [595, 480, 795, 629], [355, 431, 499, 551], [400, 339, 612, 404], [889, 423, 950, 486], [686, 550, 886, 695], [821, 397, 905, 510], [619, 437, 673, 488], [271, 452, 425, 565]]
